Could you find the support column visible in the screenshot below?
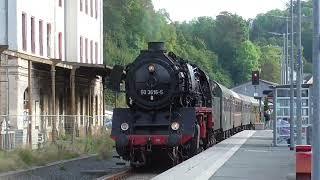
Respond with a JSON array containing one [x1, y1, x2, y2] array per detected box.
[[50, 62, 57, 143], [50, 59, 60, 143], [28, 61, 32, 147], [70, 67, 77, 143]]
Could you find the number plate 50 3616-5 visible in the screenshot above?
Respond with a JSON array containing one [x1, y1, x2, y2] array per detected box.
[[140, 89, 164, 95]]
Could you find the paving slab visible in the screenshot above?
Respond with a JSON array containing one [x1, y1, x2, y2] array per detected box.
[[153, 130, 295, 180], [153, 130, 256, 180], [210, 130, 295, 180]]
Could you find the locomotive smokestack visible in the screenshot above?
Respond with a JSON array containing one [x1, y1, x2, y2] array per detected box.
[[148, 42, 166, 52]]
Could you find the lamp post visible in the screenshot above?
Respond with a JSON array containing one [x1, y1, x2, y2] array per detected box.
[[296, 0, 303, 146], [312, 0, 320, 179], [266, 32, 286, 84]]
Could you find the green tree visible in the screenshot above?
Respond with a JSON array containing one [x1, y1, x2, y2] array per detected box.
[[234, 41, 261, 84], [259, 45, 282, 83]]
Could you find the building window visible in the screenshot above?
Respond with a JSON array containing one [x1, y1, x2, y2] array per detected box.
[[22, 13, 27, 51], [59, 0, 62, 7], [80, 0, 83, 11], [39, 20, 43, 56], [90, 40, 93, 63], [95, 0, 98, 18], [85, 0, 88, 14], [58, 32, 62, 59], [85, 38, 88, 63], [31, 17, 35, 53], [95, 42, 98, 64], [80, 36, 83, 62], [90, 0, 93, 17], [47, 23, 51, 57]]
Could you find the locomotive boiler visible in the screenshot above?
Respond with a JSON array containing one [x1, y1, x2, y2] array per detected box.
[[109, 42, 259, 167]]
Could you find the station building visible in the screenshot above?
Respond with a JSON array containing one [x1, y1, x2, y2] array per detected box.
[[0, 0, 109, 149], [231, 79, 278, 98]]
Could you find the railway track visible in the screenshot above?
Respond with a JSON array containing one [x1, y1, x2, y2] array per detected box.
[[97, 167, 164, 180], [97, 130, 247, 180], [96, 168, 131, 180], [0, 153, 129, 180]]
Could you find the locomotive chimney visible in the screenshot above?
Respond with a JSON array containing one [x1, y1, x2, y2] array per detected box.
[[148, 42, 166, 52]]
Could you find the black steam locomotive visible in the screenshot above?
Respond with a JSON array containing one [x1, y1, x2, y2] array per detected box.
[[109, 42, 259, 167]]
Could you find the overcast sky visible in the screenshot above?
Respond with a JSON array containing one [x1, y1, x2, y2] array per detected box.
[[152, 0, 287, 22]]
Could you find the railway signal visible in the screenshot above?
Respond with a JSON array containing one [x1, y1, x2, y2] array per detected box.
[[252, 71, 260, 85]]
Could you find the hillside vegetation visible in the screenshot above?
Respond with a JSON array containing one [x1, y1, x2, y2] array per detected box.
[[103, 0, 311, 89]]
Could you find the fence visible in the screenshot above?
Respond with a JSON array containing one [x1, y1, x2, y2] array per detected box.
[[0, 114, 113, 150]]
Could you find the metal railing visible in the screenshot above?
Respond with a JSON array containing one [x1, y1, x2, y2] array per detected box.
[[0, 114, 112, 150]]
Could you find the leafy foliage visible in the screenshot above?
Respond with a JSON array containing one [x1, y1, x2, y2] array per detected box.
[[250, 0, 312, 73], [103, 0, 311, 96], [259, 45, 282, 83]]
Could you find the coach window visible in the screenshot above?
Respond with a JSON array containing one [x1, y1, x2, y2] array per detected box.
[[236, 102, 238, 112], [225, 99, 228, 111]]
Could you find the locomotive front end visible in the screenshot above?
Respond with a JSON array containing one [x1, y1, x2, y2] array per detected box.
[[110, 42, 202, 167], [125, 42, 179, 110]]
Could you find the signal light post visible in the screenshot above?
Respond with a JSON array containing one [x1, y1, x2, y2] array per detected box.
[[252, 71, 259, 86], [252, 71, 262, 122]]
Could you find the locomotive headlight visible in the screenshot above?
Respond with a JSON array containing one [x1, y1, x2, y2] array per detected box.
[[148, 64, 155, 73], [171, 122, 180, 131], [120, 122, 129, 131]]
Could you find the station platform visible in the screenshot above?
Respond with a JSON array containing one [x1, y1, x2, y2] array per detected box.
[[153, 130, 295, 180]]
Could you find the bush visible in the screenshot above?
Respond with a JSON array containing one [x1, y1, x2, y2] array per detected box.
[[0, 130, 114, 173]]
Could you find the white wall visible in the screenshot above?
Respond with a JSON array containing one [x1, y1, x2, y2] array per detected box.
[[0, 0, 103, 63], [7, 0, 18, 50], [54, 0, 65, 60], [16, 0, 55, 58], [65, 0, 78, 63], [77, 0, 103, 64]]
